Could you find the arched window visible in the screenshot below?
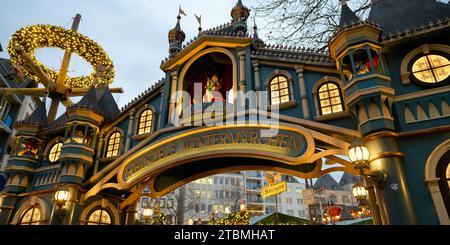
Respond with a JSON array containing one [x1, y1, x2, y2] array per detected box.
[[106, 132, 121, 158], [411, 54, 450, 84], [437, 151, 450, 219], [87, 209, 112, 225], [48, 142, 62, 163], [19, 207, 42, 225], [138, 109, 153, 135], [270, 76, 290, 105], [318, 83, 344, 115]]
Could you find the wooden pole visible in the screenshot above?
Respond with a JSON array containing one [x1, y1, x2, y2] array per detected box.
[[275, 194, 279, 224], [48, 13, 82, 123]]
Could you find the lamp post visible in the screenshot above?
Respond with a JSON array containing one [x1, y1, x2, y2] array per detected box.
[[54, 188, 70, 208], [352, 182, 367, 202], [348, 142, 385, 225], [50, 187, 70, 224], [143, 206, 153, 224], [240, 203, 247, 212]]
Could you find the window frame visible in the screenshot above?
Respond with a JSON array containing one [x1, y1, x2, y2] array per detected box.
[[48, 142, 63, 163], [137, 109, 154, 135], [269, 75, 291, 105], [317, 82, 345, 116], [19, 206, 42, 225], [105, 131, 122, 158], [437, 150, 450, 217], [133, 105, 157, 139], [408, 51, 450, 87], [265, 70, 296, 109], [86, 208, 112, 225]]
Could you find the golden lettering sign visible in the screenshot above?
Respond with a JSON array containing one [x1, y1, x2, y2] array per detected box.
[[261, 181, 287, 199], [118, 124, 315, 188]]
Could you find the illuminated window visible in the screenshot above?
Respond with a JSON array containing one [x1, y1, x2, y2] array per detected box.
[[20, 207, 41, 225], [106, 132, 121, 158], [412, 54, 450, 83], [270, 76, 290, 105], [447, 163, 450, 189], [87, 209, 111, 225], [318, 83, 344, 115], [15, 137, 42, 159], [138, 109, 153, 135], [48, 142, 62, 163]]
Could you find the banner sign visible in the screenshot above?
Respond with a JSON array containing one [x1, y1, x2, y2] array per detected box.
[[302, 189, 315, 205], [261, 181, 287, 199], [118, 124, 315, 187]]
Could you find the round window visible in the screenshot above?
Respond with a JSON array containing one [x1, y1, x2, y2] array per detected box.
[[411, 54, 450, 84], [48, 142, 62, 162]]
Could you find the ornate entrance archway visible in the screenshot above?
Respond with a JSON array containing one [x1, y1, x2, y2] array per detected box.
[[84, 112, 362, 212]]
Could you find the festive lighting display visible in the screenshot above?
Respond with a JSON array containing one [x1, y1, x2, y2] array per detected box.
[[208, 211, 250, 225], [7, 24, 114, 88]]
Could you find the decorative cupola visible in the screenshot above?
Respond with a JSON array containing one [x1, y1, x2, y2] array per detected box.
[[59, 85, 104, 185], [252, 20, 264, 47], [328, 2, 418, 226], [338, 0, 361, 28], [231, 0, 250, 33], [329, 0, 390, 136], [168, 14, 186, 56], [4, 101, 47, 193]]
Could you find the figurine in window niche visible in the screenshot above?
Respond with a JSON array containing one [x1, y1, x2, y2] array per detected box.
[[73, 129, 84, 144], [342, 64, 354, 81], [17, 139, 39, 159], [356, 60, 369, 75], [203, 74, 224, 103]]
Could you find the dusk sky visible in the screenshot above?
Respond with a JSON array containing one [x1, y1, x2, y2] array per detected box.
[[0, 0, 344, 182], [0, 0, 259, 108]]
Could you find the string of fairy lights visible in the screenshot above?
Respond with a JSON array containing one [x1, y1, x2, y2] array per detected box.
[[208, 211, 250, 225], [7, 24, 114, 88]]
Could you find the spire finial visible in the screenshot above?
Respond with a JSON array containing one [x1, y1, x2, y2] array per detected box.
[[338, 0, 361, 28], [168, 6, 187, 55], [194, 14, 202, 34]]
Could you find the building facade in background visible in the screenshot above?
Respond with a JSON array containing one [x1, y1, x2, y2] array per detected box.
[[0, 49, 37, 192]]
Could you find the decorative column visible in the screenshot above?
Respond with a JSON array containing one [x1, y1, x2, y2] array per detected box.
[[364, 133, 416, 224], [168, 71, 178, 125], [426, 178, 450, 224], [93, 131, 105, 175], [364, 176, 382, 225], [0, 195, 16, 225], [125, 110, 135, 152], [49, 185, 80, 225], [238, 50, 247, 93], [252, 61, 261, 91], [158, 88, 164, 129], [295, 65, 310, 119], [124, 201, 138, 225]]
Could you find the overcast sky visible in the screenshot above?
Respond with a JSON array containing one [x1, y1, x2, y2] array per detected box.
[[0, 0, 259, 108]]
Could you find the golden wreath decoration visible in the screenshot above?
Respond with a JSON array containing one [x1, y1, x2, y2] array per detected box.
[[7, 24, 114, 88]]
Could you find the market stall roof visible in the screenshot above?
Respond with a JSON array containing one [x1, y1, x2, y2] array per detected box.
[[332, 217, 373, 225], [250, 212, 311, 225]]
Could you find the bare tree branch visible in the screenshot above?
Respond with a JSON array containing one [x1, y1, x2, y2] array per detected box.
[[253, 0, 371, 50]]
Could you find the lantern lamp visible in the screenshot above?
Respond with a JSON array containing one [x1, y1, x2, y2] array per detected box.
[[143, 207, 153, 218], [352, 182, 367, 201], [348, 144, 370, 164], [54, 188, 70, 208]]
